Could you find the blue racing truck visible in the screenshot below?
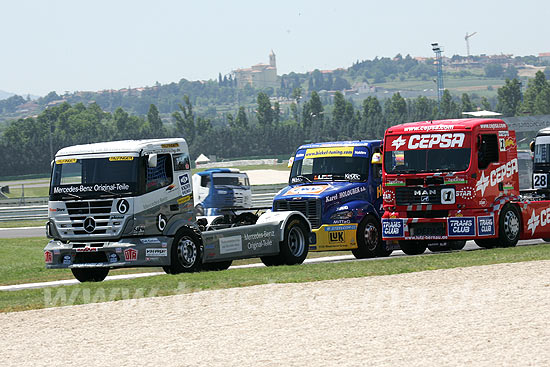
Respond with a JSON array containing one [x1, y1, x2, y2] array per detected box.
[[272, 141, 393, 258]]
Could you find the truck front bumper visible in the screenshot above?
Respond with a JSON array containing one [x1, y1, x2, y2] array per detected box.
[[44, 237, 172, 269], [309, 224, 359, 251]]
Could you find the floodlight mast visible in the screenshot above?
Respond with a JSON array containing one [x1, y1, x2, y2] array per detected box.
[[431, 43, 444, 113]]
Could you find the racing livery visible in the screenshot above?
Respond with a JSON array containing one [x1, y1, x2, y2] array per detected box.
[[272, 141, 393, 258], [381, 118, 550, 254]]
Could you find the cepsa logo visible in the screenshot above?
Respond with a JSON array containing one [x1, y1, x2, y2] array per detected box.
[[390, 133, 465, 150], [475, 158, 518, 196]]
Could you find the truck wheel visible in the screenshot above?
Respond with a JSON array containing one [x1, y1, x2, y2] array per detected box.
[[279, 218, 309, 265], [398, 240, 427, 255], [498, 204, 521, 247], [352, 215, 391, 258], [71, 268, 109, 282], [428, 240, 466, 252], [202, 260, 232, 271], [475, 239, 497, 249], [163, 228, 202, 274], [260, 255, 285, 266]]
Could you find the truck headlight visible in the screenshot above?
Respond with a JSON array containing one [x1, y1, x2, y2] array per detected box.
[[330, 210, 354, 220], [217, 190, 227, 194]]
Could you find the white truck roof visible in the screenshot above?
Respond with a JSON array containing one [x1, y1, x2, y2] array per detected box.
[[55, 138, 188, 157]]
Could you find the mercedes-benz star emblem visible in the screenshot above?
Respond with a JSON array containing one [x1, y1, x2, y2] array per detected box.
[[83, 217, 96, 233]]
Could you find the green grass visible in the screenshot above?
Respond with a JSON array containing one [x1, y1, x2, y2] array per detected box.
[[1, 241, 549, 313], [5, 186, 49, 198], [0, 220, 47, 228]]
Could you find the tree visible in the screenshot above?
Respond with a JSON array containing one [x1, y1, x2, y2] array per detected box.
[[147, 104, 164, 133], [481, 97, 491, 110], [484, 64, 504, 78], [172, 95, 196, 142], [332, 92, 346, 128], [273, 101, 280, 124], [534, 84, 550, 115], [256, 92, 273, 125], [522, 71, 548, 114], [461, 93, 474, 113], [235, 106, 248, 128], [503, 65, 518, 80], [439, 90, 459, 118], [385, 92, 407, 125], [496, 79, 522, 116]]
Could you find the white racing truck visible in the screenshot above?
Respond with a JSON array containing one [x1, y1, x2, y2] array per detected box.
[[44, 138, 311, 282]]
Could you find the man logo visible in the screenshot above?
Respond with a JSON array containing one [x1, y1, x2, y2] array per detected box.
[[83, 217, 96, 233]]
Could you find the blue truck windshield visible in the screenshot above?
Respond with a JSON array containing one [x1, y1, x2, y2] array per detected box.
[[50, 157, 139, 200], [290, 156, 369, 183], [212, 174, 250, 187], [384, 148, 471, 174]]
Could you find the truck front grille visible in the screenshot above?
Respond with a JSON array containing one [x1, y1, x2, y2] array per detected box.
[[273, 199, 321, 228], [65, 200, 114, 235], [395, 186, 450, 205]]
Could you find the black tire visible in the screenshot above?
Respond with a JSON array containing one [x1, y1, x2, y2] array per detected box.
[[544, 238, 550, 243], [163, 228, 203, 274], [498, 204, 521, 248], [352, 214, 392, 259], [475, 239, 497, 249], [71, 267, 109, 282], [232, 212, 258, 226], [279, 218, 309, 265], [202, 260, 232, 271], [194, 204, 205, 216], [398, 240, 427, 255], [260, 255, 285, 266], [428, 240, 466, 252]]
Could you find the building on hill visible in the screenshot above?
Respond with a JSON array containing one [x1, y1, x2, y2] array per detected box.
[[539, 52, 550, 63], [233, 50, 278, 89]]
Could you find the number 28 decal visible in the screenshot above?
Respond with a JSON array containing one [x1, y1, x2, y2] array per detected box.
[[534, 173, 548, 189]]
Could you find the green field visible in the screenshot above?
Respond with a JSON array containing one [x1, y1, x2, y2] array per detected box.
[[0, 220, 46, 228], [1, 238, 549, 313]]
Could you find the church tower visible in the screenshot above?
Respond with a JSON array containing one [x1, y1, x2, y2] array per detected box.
[[269, 50, 276, 68]]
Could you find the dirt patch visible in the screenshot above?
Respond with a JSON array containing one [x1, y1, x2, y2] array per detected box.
[[1, 260, 549, 366]]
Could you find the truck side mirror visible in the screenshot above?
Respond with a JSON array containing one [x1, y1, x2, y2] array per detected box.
[[371, 152, 382, 164], [148, 154, 158, 168], [51, 160, 54, 168], [530, 141, 535, 152]]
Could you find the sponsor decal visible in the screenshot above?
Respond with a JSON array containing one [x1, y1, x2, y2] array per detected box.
[[124, 248, 138, 261], [75, 247, 99, 252], [503, 184, 514, 190], [382, 219, 404, 237], [314, 174, 332, 180], [444, 178, 467, 184], [109, 253, 118, 263], [344, 173, 361, 180], [55, 158, 77, 164], [109, 156, 134, 161], [475, 158, 518, 196], [390, 133, 465, 150], [329, 231, 345, 243], [116, 248, 122, 253], [404, 124, 455, 132], [336, 205, 349, 211], [480, 123, 507, 129], [178, 195, 192, 205], [305, 147, 354, 158], [63, 255, 72, 265], [117, 199, 129, 214], [284, 185, 329, 196], [244, 230, 275, 251], [161, 143, 179, 148], [498, 130, 509, 137], [140, 238, 161, 244], [448, 217, 476, 237], [49, 207, 66, 212], [53, 249, 60, 254], [332, 220, 351, 224], [178, 173, 192, 196], [325, 186, 367, 203], [162, 242, 167, 248], [165, 184, 176, 192], [441, 188, 456, 204], [383, 190, 394, 203], [204, 244, 215, 249], [479, 198, 488, 206], [477, 216, 495, 236], [295, 153, 304, 158], [53, 183, 130, 194], [456, 188, 475, 200], [157, 214, 167, 232], [526, 208, 550, 236], [111, 214, 124, 219], [44, 251, 53, 263], [145, 248, 168, 257], [386, 179, 405, 187], [219, 235, 243, 254], [324, 224, 357, 231]]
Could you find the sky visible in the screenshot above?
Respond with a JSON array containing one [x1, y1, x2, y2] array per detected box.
[[1, 0, 549, 97]]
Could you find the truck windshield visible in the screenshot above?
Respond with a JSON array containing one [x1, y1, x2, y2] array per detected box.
[[384, 148, 471, 174], [534, 139, 550, 164], [290, 156, 369, 183], [212, 174, 250, 187], [50, 157, 139, 200]]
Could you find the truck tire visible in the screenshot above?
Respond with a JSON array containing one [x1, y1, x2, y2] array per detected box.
[[352, 215, 392, 258], [428, 240, 466, 252], [163, 228, 202, 274], [498, 204, 521, 247], [260, 255, 285, 266], [279, 218, 309, 265], [71, 268, 109, 282], [398, 240, 427, 255], [202, 260, 233, 271]]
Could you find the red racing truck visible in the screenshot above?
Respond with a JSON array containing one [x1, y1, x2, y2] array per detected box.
[[381, 118, 550, 254]]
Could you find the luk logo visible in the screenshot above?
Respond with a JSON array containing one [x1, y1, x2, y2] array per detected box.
[[329, 231, 344, 243]]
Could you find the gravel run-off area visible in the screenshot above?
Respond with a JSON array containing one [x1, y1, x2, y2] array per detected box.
[[1, 260, 550, 366]]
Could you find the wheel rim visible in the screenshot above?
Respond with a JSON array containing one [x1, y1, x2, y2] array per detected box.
[[177, 236, 197, 268], [363, 223, 379, 251], [288, 226, 305, 257], [503, 211, 520, 241]]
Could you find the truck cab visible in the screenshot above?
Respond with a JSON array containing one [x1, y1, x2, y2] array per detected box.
[[531, 127, 550, 195], [272, 141, 392, 258], [192, 168, 252, 215], [382, 119, 521, 254]]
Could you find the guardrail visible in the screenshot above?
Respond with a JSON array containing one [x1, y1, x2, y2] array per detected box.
[[0, 183, 288, 222]]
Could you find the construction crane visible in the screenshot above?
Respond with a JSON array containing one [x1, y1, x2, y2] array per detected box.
[[465, 32, 477, 57]]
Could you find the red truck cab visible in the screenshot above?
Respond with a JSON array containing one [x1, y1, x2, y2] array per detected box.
[[381, 118, 522, 254]]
